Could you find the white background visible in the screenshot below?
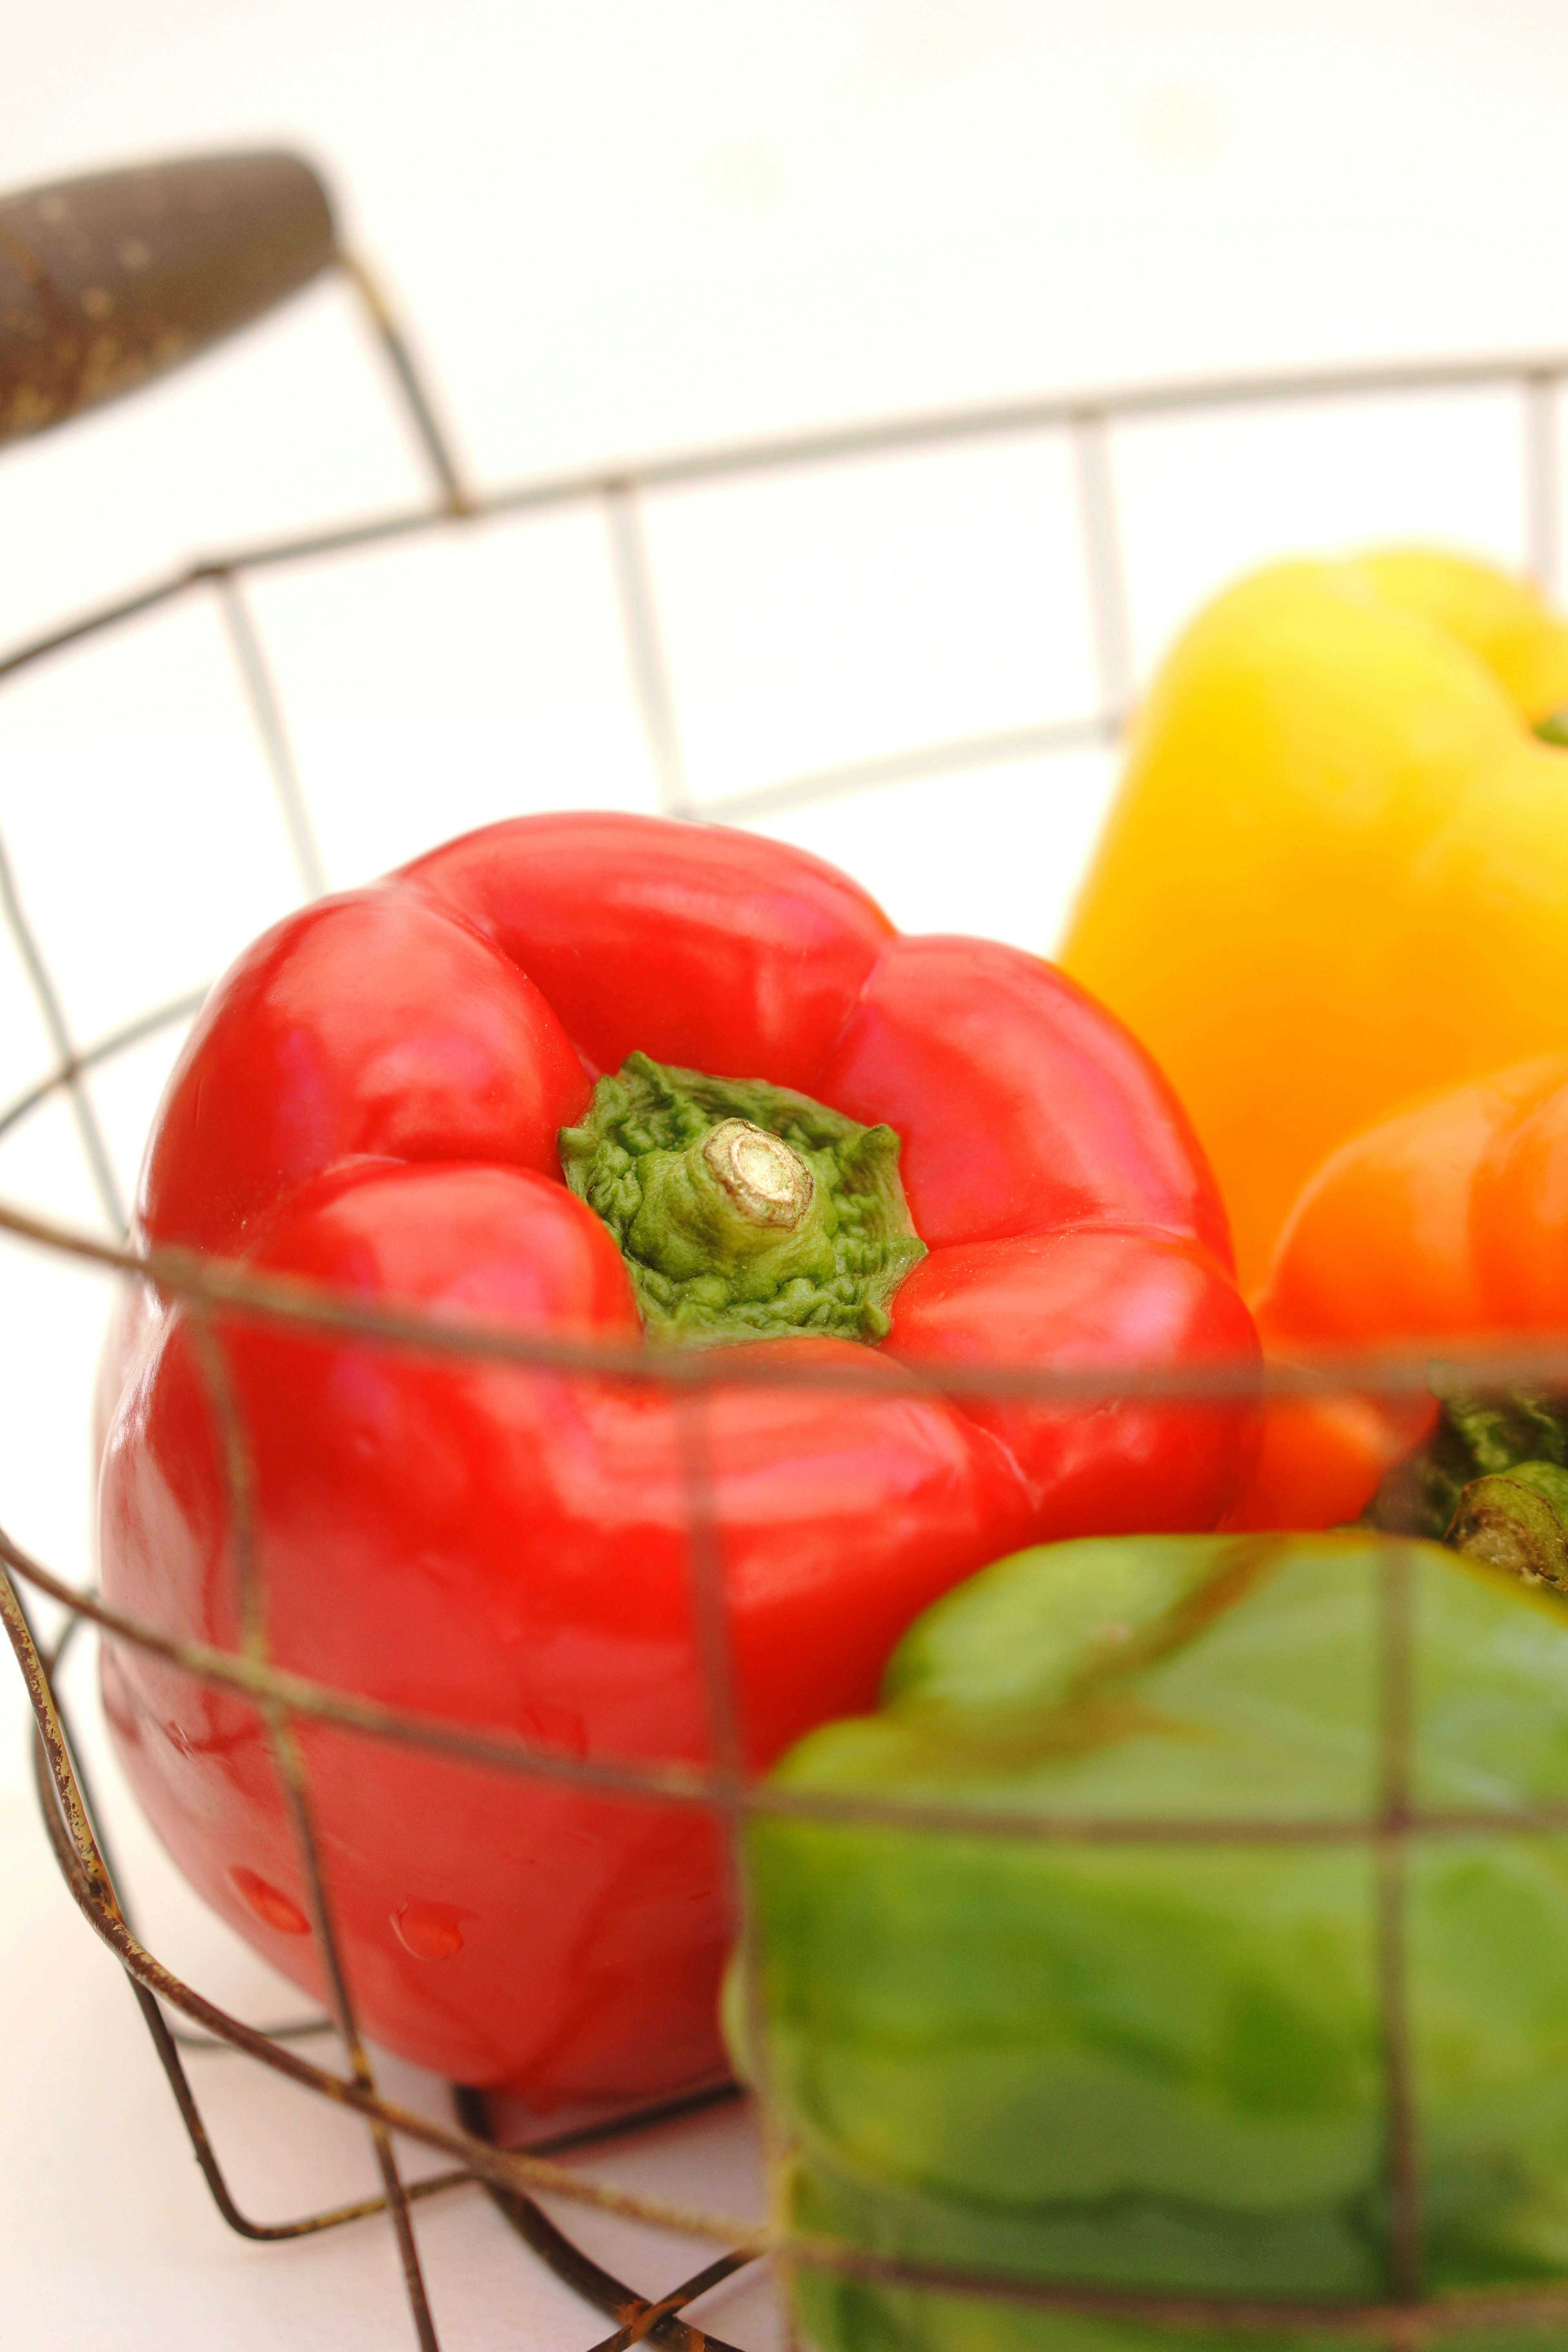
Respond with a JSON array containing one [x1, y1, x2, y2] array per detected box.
[[6, 4, 1568, 2345]]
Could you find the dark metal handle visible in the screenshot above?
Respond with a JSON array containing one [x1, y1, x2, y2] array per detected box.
[[0, 150, 335, 447]]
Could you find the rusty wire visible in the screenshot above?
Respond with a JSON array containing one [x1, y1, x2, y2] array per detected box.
[[6, 167, 1568, 2348]]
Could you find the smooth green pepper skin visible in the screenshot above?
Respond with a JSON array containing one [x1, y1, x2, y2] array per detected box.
[[739, 1532, 1568, 2351]]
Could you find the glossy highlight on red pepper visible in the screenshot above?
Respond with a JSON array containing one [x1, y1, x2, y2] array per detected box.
[[99, 812, 1258, 2109]]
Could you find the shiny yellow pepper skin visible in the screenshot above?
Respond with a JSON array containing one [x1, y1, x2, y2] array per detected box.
[[1059, 550, 1568, 1291]]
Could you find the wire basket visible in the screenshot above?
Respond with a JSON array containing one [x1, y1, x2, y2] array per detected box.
[[7, 148, 1568, 2352]]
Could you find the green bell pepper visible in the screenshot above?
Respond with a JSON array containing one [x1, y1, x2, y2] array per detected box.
[[737, 1531, 1568, 2351]]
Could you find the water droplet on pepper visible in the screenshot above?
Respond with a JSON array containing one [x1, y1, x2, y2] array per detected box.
[[228, 1865, 309, 1936], [392, 1898, 467, 1961]]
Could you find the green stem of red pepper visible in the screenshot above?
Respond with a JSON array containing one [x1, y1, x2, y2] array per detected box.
[[559, 1050, 926, 1345]]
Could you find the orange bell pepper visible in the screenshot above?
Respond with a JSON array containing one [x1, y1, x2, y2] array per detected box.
[[1227, 1052, 1568, 1527]]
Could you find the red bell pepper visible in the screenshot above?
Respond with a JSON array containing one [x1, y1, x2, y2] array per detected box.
[[98, 813, 1258, 2109]]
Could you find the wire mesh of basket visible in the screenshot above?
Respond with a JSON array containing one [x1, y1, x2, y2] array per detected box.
[[10, 148, 1568, 2352]]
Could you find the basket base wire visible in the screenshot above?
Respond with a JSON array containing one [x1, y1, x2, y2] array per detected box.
[[454, 2085, 755, 2352], [5, 1551, 767, 2345]]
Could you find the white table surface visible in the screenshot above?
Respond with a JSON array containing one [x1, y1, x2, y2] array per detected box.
[[8, 5, 1568, 2344]]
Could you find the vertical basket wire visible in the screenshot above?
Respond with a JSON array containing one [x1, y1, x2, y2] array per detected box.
[[7, 149, 1568, 2352]]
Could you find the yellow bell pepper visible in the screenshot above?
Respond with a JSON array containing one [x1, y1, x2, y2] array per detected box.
[[1059, 548, 1568, 1290]]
